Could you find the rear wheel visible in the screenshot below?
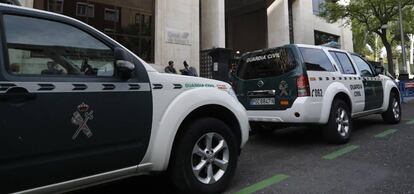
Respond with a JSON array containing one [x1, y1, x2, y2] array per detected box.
[[382, 92, 401, 124], [169, 117, 238, 194], [323, 100, 353, 144]]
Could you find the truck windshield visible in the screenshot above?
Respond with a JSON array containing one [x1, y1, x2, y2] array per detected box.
[[237, 47, 297, 80]]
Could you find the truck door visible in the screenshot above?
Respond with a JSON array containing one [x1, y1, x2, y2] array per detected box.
[[351, 54, 384, 111], [0, 14, 152, 193]]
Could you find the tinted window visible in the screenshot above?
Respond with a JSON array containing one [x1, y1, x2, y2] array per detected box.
[[4, 15, 114, 77], [300, 48, 335, 71], [329, 51, 356, 74], [351, 55, 374, 77], [34, 0, 155, 63], [237, 48, 297, 80]]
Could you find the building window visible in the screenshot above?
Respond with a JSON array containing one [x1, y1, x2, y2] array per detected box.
[[313, 0, 339, 15], [135, 14, 142, 25], [312, 0, 325, 15], [104, 8, 119, 22], [314, 30, 339, 46], [47, 0, 64, 13], [76, 2, 94, 18]]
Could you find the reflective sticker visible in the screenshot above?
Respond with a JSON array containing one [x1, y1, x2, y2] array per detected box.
[[217, 84, 228, 90], [71, 103, 94, 140], [311, 89, 323, 97], [185, 83, 215, 88], [173, 84, 183, 89], [0, 82, 150, 93]]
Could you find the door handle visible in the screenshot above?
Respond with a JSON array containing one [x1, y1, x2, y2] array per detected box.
[[0, 87, 37, 103]]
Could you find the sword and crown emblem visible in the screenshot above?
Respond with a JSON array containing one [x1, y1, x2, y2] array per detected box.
[[71, 102, 94, 140], [279, 80, 289, 96]]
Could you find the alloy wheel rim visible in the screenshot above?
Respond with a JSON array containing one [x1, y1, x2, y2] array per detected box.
[[191, 132, 229, 184], [336, 107, 349, 137], [392, 98, 400, 120]]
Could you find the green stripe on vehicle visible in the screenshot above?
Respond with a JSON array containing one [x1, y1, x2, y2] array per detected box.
[[234, 174, 289, 194], [322, 145, 359, 160], [374, 129, 398, 138]]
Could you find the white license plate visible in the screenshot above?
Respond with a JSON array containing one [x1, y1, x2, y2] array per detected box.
[[250, 98, 275, 105]]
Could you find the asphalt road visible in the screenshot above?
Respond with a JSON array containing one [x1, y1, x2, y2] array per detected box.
[[73, 103, 414, 194]]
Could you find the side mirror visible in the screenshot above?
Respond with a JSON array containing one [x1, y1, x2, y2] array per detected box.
[[114, 47, 135, 80], [374, 66, 384, 76], [116, 60, 135, 80]]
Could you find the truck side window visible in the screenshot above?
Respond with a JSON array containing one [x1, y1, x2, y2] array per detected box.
[[299, 48, 335, 72], [329, 51, 356, 74], [351, 55, 374, 77], [3, 15, 114, 77]]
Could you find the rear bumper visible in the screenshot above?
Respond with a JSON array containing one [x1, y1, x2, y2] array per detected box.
[[247, 97, 325, 124]]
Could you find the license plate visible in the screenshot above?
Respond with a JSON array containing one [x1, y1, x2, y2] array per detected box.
[[250, 98, 275, 105]]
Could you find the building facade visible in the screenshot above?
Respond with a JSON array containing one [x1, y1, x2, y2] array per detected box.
[[16, 0, 353, 73]]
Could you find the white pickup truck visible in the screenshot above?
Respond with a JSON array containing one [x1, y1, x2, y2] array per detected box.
[[0, 4, 249, 194]]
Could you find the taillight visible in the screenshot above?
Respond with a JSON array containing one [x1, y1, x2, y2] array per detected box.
[[297, 74, 310, 97]]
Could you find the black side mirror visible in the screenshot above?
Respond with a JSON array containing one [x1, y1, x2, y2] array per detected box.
[[374, 66, 384, 76], [116, 60, 135, 80], [114, 47, 135, 80]]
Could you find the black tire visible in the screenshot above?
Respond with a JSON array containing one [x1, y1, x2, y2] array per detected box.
[[382, 92, 401, 124], [169, 117, 238, 194], [323, 99, 353, 144]]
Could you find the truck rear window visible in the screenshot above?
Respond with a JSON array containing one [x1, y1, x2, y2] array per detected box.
[[237, 48, 297, 80]]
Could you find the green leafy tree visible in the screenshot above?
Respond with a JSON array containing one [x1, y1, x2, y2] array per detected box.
[[352, 20, 371, 56], [320, 0, 414, 76]]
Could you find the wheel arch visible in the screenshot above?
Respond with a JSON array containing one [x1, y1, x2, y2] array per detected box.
[[173, 104, 242, 153], [142, 88, 248, 172], [381, 79, 401, 111], [391, 87, 400, 101], [333, 92, 353, 112], [319, 82, 353, 123], [167, 105, 242, 172]]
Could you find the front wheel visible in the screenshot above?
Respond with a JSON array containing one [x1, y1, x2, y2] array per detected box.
[[169, 117, 238, 194], [382, 92, 401, 124], [323, 100, 353, 144]]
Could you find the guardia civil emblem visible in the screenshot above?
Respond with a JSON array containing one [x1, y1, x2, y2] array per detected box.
[[71, 102, 94, 140], [279, 80, 289, 96]]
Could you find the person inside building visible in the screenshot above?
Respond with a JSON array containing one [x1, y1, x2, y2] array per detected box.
[[165, 60, 177, 74]]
